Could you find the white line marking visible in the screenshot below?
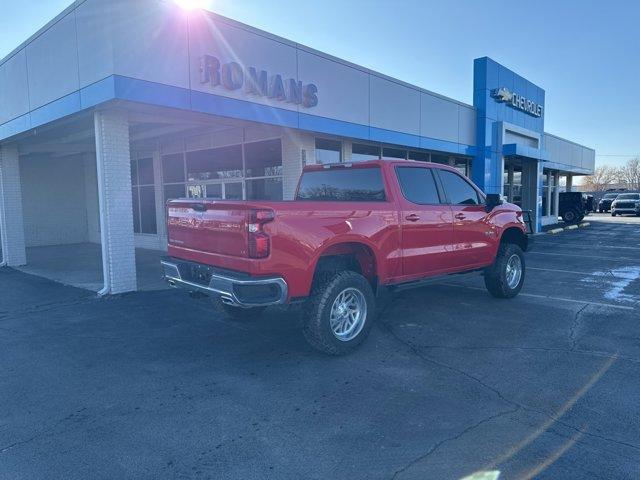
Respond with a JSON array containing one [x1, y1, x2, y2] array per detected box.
[[532, 242, 640, 251], [527, 251, 638, 262], [529, 267, 595, 276], [440, 282, 635, 311]]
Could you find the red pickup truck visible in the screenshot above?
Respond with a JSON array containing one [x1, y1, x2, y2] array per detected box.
[[162, 160, 529, 355]]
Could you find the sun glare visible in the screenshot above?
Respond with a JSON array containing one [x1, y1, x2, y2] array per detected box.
[[174, 0, 209, 10]]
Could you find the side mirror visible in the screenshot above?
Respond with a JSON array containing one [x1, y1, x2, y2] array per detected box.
[[485, 193, 503, 213]]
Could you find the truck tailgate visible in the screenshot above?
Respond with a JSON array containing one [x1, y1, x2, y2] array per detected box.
[[167, 200, 249, 258]]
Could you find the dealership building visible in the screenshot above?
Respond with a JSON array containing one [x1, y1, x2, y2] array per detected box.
[[0, 0, 595, 294]]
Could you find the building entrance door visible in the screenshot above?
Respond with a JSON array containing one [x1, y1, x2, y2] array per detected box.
[[503, 158, 523, 207], [504, 156, 542, 230]]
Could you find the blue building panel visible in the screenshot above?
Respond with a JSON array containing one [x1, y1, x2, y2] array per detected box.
[[298, 113, 369, 140], [30, 92, 82, 129], [80, 76, 116, 109]]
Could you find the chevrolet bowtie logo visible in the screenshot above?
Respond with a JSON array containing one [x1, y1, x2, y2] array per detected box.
[[491, 87, 513, 103]]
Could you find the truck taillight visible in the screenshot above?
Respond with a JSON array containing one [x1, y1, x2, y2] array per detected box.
[[248, 209, 274, 258]]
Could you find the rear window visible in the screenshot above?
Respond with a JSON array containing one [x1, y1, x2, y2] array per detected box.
[[296, 167, 386, 201], [617, 194, 639, 200]]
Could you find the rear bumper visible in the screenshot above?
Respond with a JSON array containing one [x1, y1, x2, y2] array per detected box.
[[161, 257, 288, 307]]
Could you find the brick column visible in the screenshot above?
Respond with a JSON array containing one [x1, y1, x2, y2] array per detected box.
[[281, 130, 315, 200], [94, 109, 137, 294], [0, 144, 27, 266]]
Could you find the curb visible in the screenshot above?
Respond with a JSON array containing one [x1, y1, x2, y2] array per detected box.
[[546, 222, 590, 235]]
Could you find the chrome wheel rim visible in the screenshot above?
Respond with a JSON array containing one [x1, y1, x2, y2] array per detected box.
[[505, 254, 522, 290], [329, 287, 367, 342]]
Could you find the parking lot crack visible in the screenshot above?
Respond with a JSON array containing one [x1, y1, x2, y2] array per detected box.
[[377, 317, 516, 408], [391, 405, 520, 479], [570, 304, 589, 350], [378, 314, 640, 454], [0, 407, 87, 455]]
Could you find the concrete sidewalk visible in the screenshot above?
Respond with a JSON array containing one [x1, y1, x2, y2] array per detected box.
[[15, 243, 168, 292]]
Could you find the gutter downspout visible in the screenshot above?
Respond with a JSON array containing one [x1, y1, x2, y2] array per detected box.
[[0, 172, 8, 268], [94, 111, 110, 296]]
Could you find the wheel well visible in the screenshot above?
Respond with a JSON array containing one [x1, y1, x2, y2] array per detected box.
[[501, 227, 528, 251], [313, 243, 377, 288]]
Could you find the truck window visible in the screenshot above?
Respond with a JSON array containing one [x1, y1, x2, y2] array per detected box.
[[297, 167, 386, 201], [396, 167, 441, 204], [438, 170, 481, 205]]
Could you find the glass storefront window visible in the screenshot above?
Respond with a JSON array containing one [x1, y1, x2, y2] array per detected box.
[[352, 143, 380, 162], [315, 138, 341, 164], [164, 184, 185, 203], [246, 177, 283, 200], [137, 158, 154, 185], [139, 185, 157, 234], [542, 171, 549, 216], [408, 151, 430, 162], [186, 144, 243, 180], [132, 186, 140, 234], [245, 139, 283, 177], [131, 158, 157, 235], [454, 157, 471, 177], [187, 184, 205, 198], [504, 162, 523, 207], [431, 154, 449, 165], [382, 147, 406, 159], [206, 184, 223, 199], [162, 153, 185, 183]]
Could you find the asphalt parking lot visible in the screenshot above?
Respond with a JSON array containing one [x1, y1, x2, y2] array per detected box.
[[1, 220, 639, 480]]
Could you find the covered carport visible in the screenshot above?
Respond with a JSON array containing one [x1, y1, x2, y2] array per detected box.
[[0, 104, 219, 294]]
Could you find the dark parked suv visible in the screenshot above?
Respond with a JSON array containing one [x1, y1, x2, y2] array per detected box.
[[611, 193, 640, 217], [559, 192, 593, 223], [598, 193, 619, 212]]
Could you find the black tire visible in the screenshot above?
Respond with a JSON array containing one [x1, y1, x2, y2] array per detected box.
[[302, 271, 375, 355], [611, 212, 617, 217], [562, 209, 578, 223], [484, 243, 525, 299], [217, 300, 266, 320]]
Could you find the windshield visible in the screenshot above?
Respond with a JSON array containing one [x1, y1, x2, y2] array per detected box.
[[603, 194, 618, 199], [616, 193, 640, 200]]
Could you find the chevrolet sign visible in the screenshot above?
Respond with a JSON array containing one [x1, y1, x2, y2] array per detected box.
[[491, 87, 543, 118]]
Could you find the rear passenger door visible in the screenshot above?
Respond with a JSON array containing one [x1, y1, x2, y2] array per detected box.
[[395, 166, 455, 278], [436, 169, 494, 268]]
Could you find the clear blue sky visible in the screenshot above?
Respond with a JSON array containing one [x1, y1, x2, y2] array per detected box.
[[2, 0, 638, 168]]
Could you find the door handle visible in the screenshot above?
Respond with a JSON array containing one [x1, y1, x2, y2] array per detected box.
[[454, 213, 466, 220], [405, 214, 420, 222]]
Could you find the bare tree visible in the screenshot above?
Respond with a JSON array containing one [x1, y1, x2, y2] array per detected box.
[[617, 158, 640, 190], [582, 165, 618, 191]]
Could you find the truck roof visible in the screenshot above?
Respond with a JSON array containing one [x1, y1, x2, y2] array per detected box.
[[302, 158, 462, 173]]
